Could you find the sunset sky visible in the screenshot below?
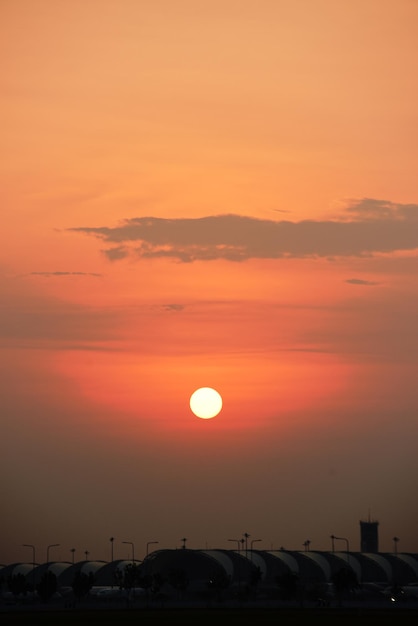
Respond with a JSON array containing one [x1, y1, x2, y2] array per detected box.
[[2, 0, 418, 566]]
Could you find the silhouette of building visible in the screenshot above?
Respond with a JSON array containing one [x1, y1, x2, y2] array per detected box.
[[360, 518, 379, 553]]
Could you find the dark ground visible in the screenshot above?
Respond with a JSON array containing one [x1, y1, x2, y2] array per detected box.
[[2, 607, 418, 626]]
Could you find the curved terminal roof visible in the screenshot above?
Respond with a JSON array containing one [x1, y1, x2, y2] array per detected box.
[[3, 550, 418, 592], [327, 552, 362, 581], [246, 551, 268, 580], [0, 563, 36, 579], [201, 550, 235, 580], [56, 561, 107, 587], [25, 562, 73, 584], [359, 553, 392, 583], [299, 552, 332, 581], [396, 554, 418, 579], [141, 549, 225, 582], [286, 552, 328, 582], [94, 560, 142, 586], [266, 551, 299, 574]]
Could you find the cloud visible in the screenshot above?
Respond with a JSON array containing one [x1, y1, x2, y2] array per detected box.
[[28, 271, 102, 277], [102, 247, 129, 261], [164, 303, 184, 311], [67, 198, 418, 263], [345, 278, 380, 286]]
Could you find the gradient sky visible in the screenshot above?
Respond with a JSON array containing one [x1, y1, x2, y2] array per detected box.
[[2, 0, 418, 566]]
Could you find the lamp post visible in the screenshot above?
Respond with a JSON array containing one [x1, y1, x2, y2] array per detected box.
[[122, 541, 135, 563], [392, 536, 400, 586], [23, 544, 36, 591], [228, 538, 240, 551], [331, 535, 350, 563], [70, 548, 76, 564], [243, 533, 251, 558], [250, 539, 262, 562], [303, 540, 311, 552], [146, 541, 159, 557], [46, 544, 60, 563], [109, 537, 115, 563]]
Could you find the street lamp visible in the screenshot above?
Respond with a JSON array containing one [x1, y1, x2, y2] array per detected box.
[[23, 543, 35, 563], [181, 537, 187, 550], [146, 541, 159, 557], [122, 541, 135, 563], [250, 539, 262, 563], [331, 535, 350, 563], [70, 548, 76, 564], [109, 537, 115, 562], [228, 539, 240, 551], [393, 536, 400, 555], [23, 544, 36, 591], [46, 544, 60, 563], [303, 540, 311, 552], [243, 533, 251, 558]]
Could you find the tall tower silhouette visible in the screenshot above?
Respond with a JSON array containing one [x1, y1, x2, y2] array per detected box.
[[360, 517, 379, 553]]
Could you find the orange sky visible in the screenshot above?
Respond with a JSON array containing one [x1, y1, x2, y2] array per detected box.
[[1, 0, 418, 564]]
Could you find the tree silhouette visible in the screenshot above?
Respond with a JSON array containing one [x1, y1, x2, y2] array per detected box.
[[207, 570, 231, 602], [150, 572, 165, 595], [114, 562, 142, 605], [7, 573, 28, 597], [331, 567, 358, 605], [72, 571, 94, 601], [168, 567, 189, 599], [37, 571, 57, 603]]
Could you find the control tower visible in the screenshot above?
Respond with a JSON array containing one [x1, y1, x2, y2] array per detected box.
[[360, 518, 379, 553]]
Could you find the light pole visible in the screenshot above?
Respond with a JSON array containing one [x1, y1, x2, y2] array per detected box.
[[228, 538, 240, 551], [23, 544, 36, 590], [46, 544, 60, 563], [331, 535, 350, 563], [243, 533, 250, 558], [70, 548, 76, 564], [250, 539, 262, 562], [109, 537, 115, 562], [181, 537, 187, 550], [122, 541, 135, 563], [146, 541, 159, 557], [303, 540, 311, 552], [393, 536, 399, 555]]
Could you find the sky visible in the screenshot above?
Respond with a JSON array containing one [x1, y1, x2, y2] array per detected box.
[[1, 0, 418, 566]]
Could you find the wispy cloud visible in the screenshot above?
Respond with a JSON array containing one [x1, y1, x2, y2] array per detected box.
[[67, 198, 418, 263], [163, 303, 184, 311], [345, 278, 380, 286], [28, 271, 102, 277]]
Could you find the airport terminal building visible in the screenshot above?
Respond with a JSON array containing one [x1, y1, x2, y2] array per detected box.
[[2, 521, 417, 605]]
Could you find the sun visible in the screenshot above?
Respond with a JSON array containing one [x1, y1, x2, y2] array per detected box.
[[190, 387, 223, 419]]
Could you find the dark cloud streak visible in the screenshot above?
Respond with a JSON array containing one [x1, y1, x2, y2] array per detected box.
[[29, 271, 102, 277], [345, 278, 380, 286], [67, 198, 418, 263]]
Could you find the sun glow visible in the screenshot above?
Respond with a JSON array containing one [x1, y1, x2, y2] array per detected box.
[[190, 387, 223, 419]]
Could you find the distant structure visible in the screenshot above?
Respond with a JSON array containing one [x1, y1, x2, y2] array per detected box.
[[360, 517, 379, 553]]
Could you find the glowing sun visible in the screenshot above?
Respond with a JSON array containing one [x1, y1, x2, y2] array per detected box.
[[190, 387, 223, 419]]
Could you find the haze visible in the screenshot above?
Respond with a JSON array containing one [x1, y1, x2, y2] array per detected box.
[[1, 0, 417, 565]]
